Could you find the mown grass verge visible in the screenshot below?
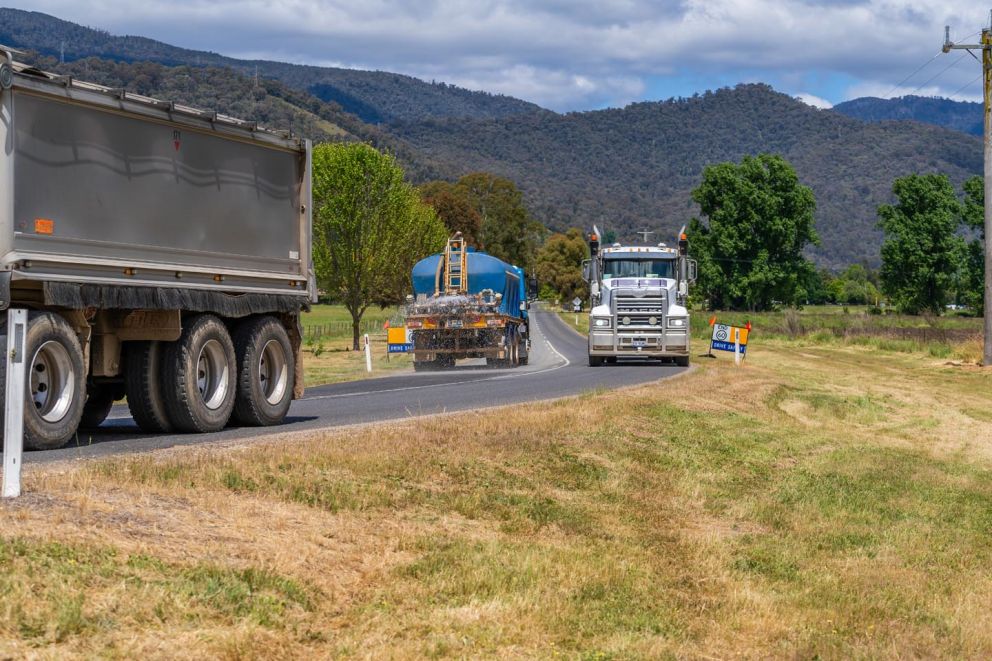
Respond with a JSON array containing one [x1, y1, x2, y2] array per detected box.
[[3, 339, 992, 657]]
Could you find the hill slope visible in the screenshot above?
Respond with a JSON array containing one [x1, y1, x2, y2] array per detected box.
[[833, 96, 982, 137], [18, 52, 454, 183], [0, 8, 542, 124], [393, 86, 982, 267]]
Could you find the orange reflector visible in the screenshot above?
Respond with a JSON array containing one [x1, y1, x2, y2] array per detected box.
[[34, 218, 54, 235], [680, 232, 687, 240]]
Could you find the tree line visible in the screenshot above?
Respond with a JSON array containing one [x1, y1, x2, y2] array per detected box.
[[688, 155, 983, 315], [311, 141, 985, 343]]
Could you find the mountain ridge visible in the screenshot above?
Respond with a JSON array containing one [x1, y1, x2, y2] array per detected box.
[[392, 84, 982, 267], [833, 95, 982, 137], [0, 7, 543, 124]]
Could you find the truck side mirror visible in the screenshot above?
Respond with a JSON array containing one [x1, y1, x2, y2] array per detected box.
[[519, 301, 529, 311], [581, 259, 591, 281], [679, 281, 688, 297], [688, 259, 698, 283]]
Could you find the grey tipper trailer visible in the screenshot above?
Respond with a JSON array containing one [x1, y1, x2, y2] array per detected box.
[[0, 51, 315, 449]]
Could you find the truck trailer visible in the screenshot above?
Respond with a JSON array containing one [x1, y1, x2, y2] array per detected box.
[[406, 234, 529, 369], [0, 53, 315, 449]]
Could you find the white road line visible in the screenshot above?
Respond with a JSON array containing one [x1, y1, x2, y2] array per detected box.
[[302, 312, 570, 402]]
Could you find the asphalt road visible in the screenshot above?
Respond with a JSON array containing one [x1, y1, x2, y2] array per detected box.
[[28, 310, 689, 463]]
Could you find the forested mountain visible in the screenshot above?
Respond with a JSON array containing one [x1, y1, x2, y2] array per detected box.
[[17, 53, 454, 183], [3, 9, 983, 267], [393, 86, 982, 267], [833, 96, 982, 137], [0, 8, 541, 124]]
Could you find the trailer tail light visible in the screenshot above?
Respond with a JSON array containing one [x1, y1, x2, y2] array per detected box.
[[406, 320, 423, 329], [486, 318, 504, 327]]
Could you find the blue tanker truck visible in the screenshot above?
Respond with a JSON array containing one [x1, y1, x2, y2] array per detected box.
[[406, 234, 530, 370]]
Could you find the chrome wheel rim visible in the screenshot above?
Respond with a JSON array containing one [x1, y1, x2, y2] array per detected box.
[[31, 340, 75, 423], [258, 339, 289, 406], [196, 339, 230, 410]]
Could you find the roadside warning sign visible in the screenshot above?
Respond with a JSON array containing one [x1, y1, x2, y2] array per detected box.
[[711, 323, 749, 353], [387, 326, 413, 353], [708, 320, 751, 364]]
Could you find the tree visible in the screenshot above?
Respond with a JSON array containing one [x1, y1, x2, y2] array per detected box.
[[312, 143, 448, 349], [959, 176, 985, 314], [419, 181, 483, 245], [834, 264, 880, 305], [455, 173, 544, 268], [878, 174, 963, 315], [535, 228, 589, 303], [687, 154, 819, 311]]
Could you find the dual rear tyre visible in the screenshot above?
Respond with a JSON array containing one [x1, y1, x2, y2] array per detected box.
[[0, 313, 295, 450], [145, 314, 294, 433]]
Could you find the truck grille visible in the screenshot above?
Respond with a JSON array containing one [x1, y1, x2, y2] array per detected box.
[[615, 296, 664, 314]]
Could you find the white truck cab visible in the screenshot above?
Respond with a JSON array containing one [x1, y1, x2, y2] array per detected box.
[[584, 229, 695, 367]]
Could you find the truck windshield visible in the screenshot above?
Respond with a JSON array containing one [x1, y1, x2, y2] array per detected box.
[[602, 258, 675, 279]]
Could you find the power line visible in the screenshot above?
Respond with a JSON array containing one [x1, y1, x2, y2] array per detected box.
[[881, 32, 982, 99], [907, 52, 967, 96], [948, 72, 983, 100], [881, 51, 941, 99]]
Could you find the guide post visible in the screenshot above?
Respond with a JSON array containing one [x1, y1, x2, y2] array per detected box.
[[2, 308, 27, 498]]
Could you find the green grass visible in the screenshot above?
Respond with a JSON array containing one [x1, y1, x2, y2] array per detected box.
[[0, 537, 313, 649]]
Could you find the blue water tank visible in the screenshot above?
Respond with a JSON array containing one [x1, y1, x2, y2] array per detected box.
[[412, 252, 526, 319]]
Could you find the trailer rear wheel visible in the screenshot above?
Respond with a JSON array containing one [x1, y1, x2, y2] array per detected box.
[[125, 342, 174, 433], [232, 317, 294, 427], [674, 356, 690, 367], [80, 384, 122, 429], [162, 315, 237, 433], [0, 313, 86, 450], [588, 354, 604, 367]]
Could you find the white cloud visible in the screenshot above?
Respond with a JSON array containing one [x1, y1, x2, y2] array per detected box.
[[6, 0, 991, 110], [796, 93, 833, 109]]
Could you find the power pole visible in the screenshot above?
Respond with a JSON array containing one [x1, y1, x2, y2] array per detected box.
[[944, 17, 992, 366], [636, 229, 655, 243]]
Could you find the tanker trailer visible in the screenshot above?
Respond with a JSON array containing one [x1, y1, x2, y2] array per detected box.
[[405, 234, 529, 370], [0, 52, 314, 449]]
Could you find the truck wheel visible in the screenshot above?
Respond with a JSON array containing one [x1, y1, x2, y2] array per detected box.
[[0, 312, 86, 450], [674, 356, 690, 367], [588, 354, 604, 367], [125, 342, 174, 433], [79, 384, 118, 429], [232, 317, 294, 427], [162, 315, 236, 433]]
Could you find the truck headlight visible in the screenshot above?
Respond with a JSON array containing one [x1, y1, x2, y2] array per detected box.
[[592, 317, 612, 329], [667, 317, 686, 328]]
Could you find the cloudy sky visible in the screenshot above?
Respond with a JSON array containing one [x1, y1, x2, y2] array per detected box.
[[8, 0, 991, 111]]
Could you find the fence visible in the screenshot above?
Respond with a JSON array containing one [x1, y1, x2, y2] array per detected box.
[[303, 317, 404, 342]]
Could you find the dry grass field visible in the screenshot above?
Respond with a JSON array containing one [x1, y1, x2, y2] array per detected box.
[[2, 336, 992, 658]]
